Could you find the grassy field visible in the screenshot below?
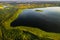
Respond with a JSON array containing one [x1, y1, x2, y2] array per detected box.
[[0, 4, 60, 40]]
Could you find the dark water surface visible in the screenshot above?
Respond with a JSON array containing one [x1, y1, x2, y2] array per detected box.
[[11, 7, 60, 33]]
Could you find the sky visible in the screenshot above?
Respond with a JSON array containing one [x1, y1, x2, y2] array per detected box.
[[0, 0, 60, 1]]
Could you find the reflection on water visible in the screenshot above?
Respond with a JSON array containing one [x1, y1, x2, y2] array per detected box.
[[11, 7, 60, 33]]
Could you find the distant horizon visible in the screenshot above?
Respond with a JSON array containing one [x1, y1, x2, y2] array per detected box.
[[0, 0, 60, 2]]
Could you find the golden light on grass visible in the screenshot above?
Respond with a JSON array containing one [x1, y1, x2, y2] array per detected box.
[[0, 6, 4, 9]]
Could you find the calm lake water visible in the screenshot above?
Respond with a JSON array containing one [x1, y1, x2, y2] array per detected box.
[[11, 7, 60, 33]]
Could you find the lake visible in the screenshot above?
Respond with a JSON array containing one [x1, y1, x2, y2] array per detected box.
[[11, 7, 60, 33]]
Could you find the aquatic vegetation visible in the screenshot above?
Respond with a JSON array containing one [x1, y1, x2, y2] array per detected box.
[[35, 10, 43, 12]]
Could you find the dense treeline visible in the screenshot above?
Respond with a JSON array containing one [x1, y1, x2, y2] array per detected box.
[[17, 3, 60, 9]]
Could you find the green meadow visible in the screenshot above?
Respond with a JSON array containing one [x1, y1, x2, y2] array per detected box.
[[0, 4, 60, 40]]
